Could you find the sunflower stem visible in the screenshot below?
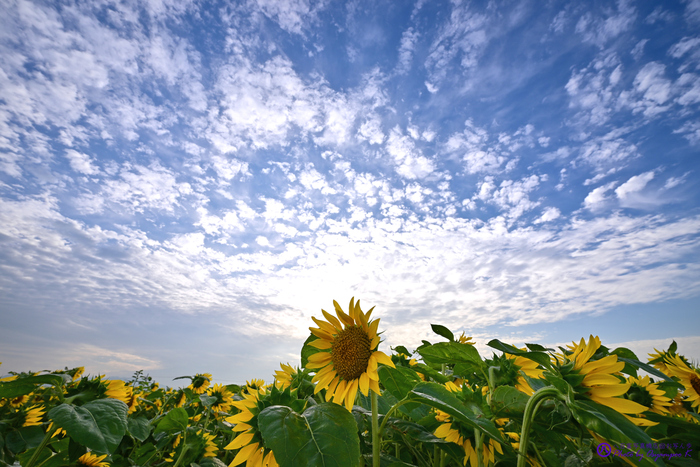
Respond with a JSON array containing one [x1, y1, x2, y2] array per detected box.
[[24, 424, 57, 467], [475, 429, 484, 467], [371, 391, 380, 467], [517, 386, 565, 467]]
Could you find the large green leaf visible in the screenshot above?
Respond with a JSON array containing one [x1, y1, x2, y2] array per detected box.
[[154, 407, 189, 434], [258, 403, 360, 467], [378, 366, 427, 420], [568, 399, 663, 467], [407, 382, 504, 444], [48, 399, 128, 454], [486, 339, 552, 369], [490, 386, 529, 416], [417, 342, 483, 368], [127, 416, 151, 442], [617, 357, 677, 382], [301, 334, 320, 369], [0, 374, 69, 399]]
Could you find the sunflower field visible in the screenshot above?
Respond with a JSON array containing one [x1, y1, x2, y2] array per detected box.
[[2, 298, 700, 467]]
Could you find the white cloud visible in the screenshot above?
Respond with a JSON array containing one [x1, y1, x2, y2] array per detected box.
[[396, 27, 419, 74], [575, 0, 636, 48], [578, 137, 638, 172], [534, 207, 561, 224], [253, 0, 328, 35], [584, 181, 617, 210], [104, 163, 187, 213], [385, 127, 436, 179], [615, 171, 655, 200], [65, 150, 100, 175]]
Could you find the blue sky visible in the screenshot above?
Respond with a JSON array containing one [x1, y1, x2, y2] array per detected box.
[[1, 0, 699, 386]]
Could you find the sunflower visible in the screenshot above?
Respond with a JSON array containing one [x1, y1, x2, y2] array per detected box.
[[306, 298, 395, 411], [457, 332, 475, 345], [73, 366, 85, 381], [664, 354, 700, 411], [626, 376, 672, 415], [77, 452, 109, 467], [224, 387, 278, 467], [434, 409, 504, 467], [104, 380, 131, 405], [9, 395, 28, 408], [207, 383, 233, 413], [245, 379, 266, 391], [199, 430, 218, 458], [22, 405, 45, 427], [189, 374, 212, 394], [510, 354, 544, 396], [274, 363, 297, 389], [566, 336, 648, 418]]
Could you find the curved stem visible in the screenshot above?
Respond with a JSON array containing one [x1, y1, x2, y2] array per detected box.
[[377, 399, 412, 437], [25, 424, 58, 467], [517, 387, 565, 467], [371, 391, 380, 467]]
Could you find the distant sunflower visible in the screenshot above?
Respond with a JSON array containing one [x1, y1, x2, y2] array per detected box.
[[306, 298, 395, 411], [207, 383, 233, 413], [175, 390, 187, 408], [9, 395, 28, 408], [198, 430, 218, 458], [457, 332, 475, 345], [274, 363, 297, 389], [567, 336, 648, 418], [104, 380, 131, 405], [245, 379, 266, 391], [22, 405, 45, 427], [664, 354, 700, 410], [434, 409, 503, 467], [77, 452, 109, 467], [189, 373, 212, 394], [224, 387, 278, 467]]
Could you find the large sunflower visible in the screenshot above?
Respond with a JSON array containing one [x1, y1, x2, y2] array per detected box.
[[566, 336, 648, 419], [664, 354, 700, 410], [224, 387, 278, 467], [306, 298, 395, 411]]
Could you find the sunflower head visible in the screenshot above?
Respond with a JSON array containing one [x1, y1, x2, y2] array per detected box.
[[22, 405, 45, 427], [305, 297, 395, 411], [207, 383, 233, 414], [188, 373, 212, 394], [77, 452, 110, 467], [664, 354, 700, 410]]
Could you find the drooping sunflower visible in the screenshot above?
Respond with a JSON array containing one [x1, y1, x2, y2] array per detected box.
[[77, 452, 110, 467], [224, 387, 278, 467], [207, 383, 233, 413], [434, 409, 504, 467], [566, 336, 648, 419], [188, 373, 212, 394], [626, 375, 672, 416], [306, 297, 395, 411], [664, 354, 700, 410], [22, 405, 45, 427]]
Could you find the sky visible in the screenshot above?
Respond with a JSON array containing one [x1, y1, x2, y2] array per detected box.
[[1, 0, 700, 387]]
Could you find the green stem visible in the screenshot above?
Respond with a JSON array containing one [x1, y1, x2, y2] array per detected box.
[[371, 391, 380, 467], [172, 444, 190, 467], [517, 387, 565, 467], [25, 424, 58, 467], [377, 399, 411, 437], [475, 429, 484, 467]]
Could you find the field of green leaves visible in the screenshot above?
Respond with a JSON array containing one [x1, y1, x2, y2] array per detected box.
[[2, 299, 699, 466]]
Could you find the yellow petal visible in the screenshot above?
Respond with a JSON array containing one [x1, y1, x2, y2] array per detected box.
[[583, 374, 623, 386], [230, 442, 259, 467], [309, 327, 333, 341], [312, 317, 337, 336], [373, 351, 395, 368], [369, 377, 381, 395], [359, 372, 370, 396], [588, 382, 630, 398], [593, 396, 647, 414], [308, 352, 332, 363], [321, 309, 343, 330], [225, 432, 254, 450], [227, 411, 255, 424], [333, 379, 348, 404], [333, 300, 355, 326], [345, 379, 359, 411], [580, 355, 623, 375]]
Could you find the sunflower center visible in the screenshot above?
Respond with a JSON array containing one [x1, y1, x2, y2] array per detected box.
[[690, 373, 700, 396], [331, 325, 372, 380]]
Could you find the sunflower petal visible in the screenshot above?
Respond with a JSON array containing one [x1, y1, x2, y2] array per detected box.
[[225, 432, 255, 450], [373, 351, 395, 368], [359, 372, 370, 396], [345, 379, 359, 412], [231, 442, 259, 467], [322, 309, 343, 330]]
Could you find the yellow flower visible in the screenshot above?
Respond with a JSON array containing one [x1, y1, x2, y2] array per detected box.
[[246, 379, 266, 391], [9, 395, 28, 408], [199, 430, 217, 458], [664, 354, 700, 410], [306, 297, 395, 411], [567, 336, 648, 418], [457, 332, 475, 345], [224, 387, 278, 467], [175, 390, 187, 408], [104, 380, 131, 405], [77, 452, 110, 467], [23, 405, 45, 427], [274, 363, 297, 389], [73, 367, 85, 381], [626, 376, 672, 415], [511, 355, 544, 396], [434, 410, 503, 467], [188, 374, 212, 394], [207, 383, 233, 413]]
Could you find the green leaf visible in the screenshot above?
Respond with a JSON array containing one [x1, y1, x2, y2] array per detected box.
[[410, 363, 450, 384], [568, 399, 661, 467], [258, 403, 360, 467], [490, 386, 529, 416], [5, 426, 45, 454], [611, 348, 639, 377], [393, 346, 411, 356], [0, 374, 69, 399], [617, 357, 676, 382], [378, 365, 428, 420], [407, 382, 504, 444], [198, 394, 217, 408], [154, 407, 188, 434], [301, 333, 320, 369], [48, 399, 128, 454], [430, 324, 454, 342], [417, 342, 483, 368], [486, 339, 552, 369], [199, 458, 228, 467], [385, 419, 446, 444], [127, 416, 151, 442]]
